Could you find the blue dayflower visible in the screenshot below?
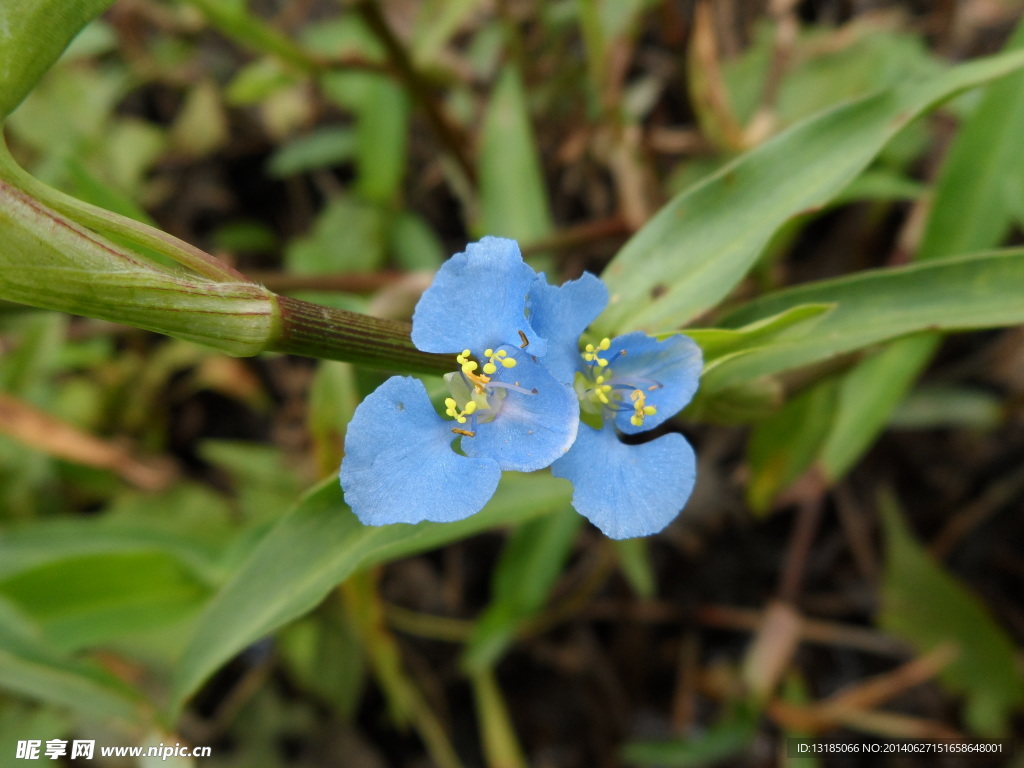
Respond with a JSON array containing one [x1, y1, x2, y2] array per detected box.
[[549, 331, 703, 540], [340, 238, 578, 526], [339, 234, 702, 538], [340, 376, 502, 525], [412, 236, 548, 357], [526, 270, 609, 385]]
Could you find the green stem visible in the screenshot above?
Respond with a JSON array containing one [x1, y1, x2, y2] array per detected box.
[[270, 296, 454, 375], [0, 147, 455, 375]]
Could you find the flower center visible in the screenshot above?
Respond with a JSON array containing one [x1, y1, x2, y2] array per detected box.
[[576, 337, 662, 428], [443, 346, 530, 436]]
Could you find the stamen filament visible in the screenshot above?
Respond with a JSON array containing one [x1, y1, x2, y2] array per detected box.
[[487, 380, 537, 396]]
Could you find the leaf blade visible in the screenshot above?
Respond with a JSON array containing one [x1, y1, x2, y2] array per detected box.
[[170, 472, 572, 715], [595, 49, 1024, 334]]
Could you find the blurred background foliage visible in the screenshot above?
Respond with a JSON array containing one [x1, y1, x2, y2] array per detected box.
[[1, 1, 1024, 766]]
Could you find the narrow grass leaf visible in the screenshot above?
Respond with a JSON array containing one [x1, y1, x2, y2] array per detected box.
[[463, 507, 580, 671], [170, 472, 571, 715], [595, 48, 1024, 335], [705, 249, 1024, 393], [478, 65, 554, 242], [878, 492, 1024, 736], [0, 597, 143, 723], [0, 0, 116, 119], [818, 17, 1024, 480]]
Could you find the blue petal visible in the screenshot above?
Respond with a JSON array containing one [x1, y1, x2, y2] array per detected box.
[[411, 237, 548, 356], [551, 422, 696, 539], [527, 271, 608, 384], [340, 376, 502, 525], [462, 348, 579, 472], [604, 332, 703, 435]]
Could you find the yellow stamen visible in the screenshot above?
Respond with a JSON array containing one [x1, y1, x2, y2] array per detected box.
[[452, 428, 475, 437], [582, 337, 612, 367], [482, 347, 517, 375], [628, 389, 657, 427], [444, 397, 478, 424]]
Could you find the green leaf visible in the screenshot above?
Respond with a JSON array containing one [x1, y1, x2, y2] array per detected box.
[[390, 212, 445, 271], [285, 196, 387, 274], [887, 385, 1003, 430], [267, 127, 356, 178], [182, 0, 320, 74], [0, 597, 144, 723], [354, 77, 410, 204], [0, 703, 71, 767], [0, 0, 117, 120], [817, 334, 936, 480], [0, 519, 223, 586], [919, 20, 1024, 262], [0, 552, 209, 652], [170, 472, 572, 716], [816, 17, 1024, 481], [704, 249, 1024, 393], [683, 304, 833, 368], [623, 710, 758, 766], [773, 26, 941, 126], [199, 440, 301, 524], [594, 48, 1024, 335], [746, 379, 839, 513], [878, 492, 1024, 736], [411, 0, 479, 65], [478, 65, 554, 242], [308, 361, 360, 475], [612, 537, 655, 598], [277, 609, 364, 718], [463, 507, 580, 671]]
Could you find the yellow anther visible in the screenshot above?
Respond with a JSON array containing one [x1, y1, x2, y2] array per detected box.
[[628, 389, 657, 427], [456, 349, 480, 375], [581, 337, 612, 367], [444, 397, 478, 424], [482, 347, 516, 375], [585, 380, 612, 406]]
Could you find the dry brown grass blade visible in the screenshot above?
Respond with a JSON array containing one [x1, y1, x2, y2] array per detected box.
[[0, 392, 175, 490], [742, 599, 803, 699], [767, 644, 959, 735]]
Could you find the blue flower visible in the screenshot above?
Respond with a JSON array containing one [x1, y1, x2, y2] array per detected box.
[[340, 238, 578, 526], [339, 235, 703, 540], [526, 266, 703, 538], [549, 331, 703, 539]]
